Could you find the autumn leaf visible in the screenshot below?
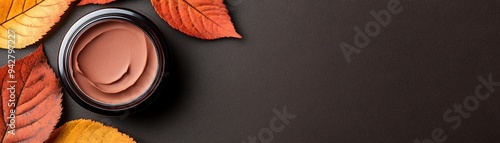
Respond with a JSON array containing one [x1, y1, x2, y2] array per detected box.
[[0, 0, 74, 49], [77, 0, 115, 6], [47, 119, 136, 143], [151, 0, 242, 40], [0, 44, 63, 142]]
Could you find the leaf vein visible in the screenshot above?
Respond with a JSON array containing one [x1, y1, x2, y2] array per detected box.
[[22, 0, 27, 12], [5, 0, 15, 22], [17, 95, 56, 129], [0, 0, 46, 25], [39, 1, 64, 7], [23, 13, 49, 19], [13, 18, 43, 28], [181, 0, 228, 31]]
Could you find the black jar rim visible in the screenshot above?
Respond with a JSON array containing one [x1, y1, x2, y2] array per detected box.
[[58, 8, 170, 116]]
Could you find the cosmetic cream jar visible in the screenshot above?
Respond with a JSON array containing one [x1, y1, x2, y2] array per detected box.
[[58, 8, 169, 116]]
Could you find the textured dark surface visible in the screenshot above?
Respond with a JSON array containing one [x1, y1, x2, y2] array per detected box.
[[1, 0, 500, 142]]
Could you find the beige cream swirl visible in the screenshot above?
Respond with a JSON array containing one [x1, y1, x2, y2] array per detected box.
[[70, 21, 158, 105]]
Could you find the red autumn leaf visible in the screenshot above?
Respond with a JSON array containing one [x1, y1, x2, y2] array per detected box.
[[0, 44, 62, 142], [151, 0, 242, 40], [77, 0, 115, 6]]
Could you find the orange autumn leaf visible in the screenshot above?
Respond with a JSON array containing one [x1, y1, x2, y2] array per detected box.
[[77, 0, 115, 6], [0, 44, 63, 142], [0, 0, 74, 49], [151, 0, 242, 40], [47, 119, 136, 143]]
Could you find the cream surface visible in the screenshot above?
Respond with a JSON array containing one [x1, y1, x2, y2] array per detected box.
[[71, 21, 158, 104]]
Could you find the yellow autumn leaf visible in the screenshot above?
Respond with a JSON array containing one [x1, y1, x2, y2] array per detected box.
[[46, 119, 136, 143], [0, 0, 74, 49]]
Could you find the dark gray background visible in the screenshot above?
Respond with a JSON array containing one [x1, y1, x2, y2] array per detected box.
[[1, 0, 500, 142]]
